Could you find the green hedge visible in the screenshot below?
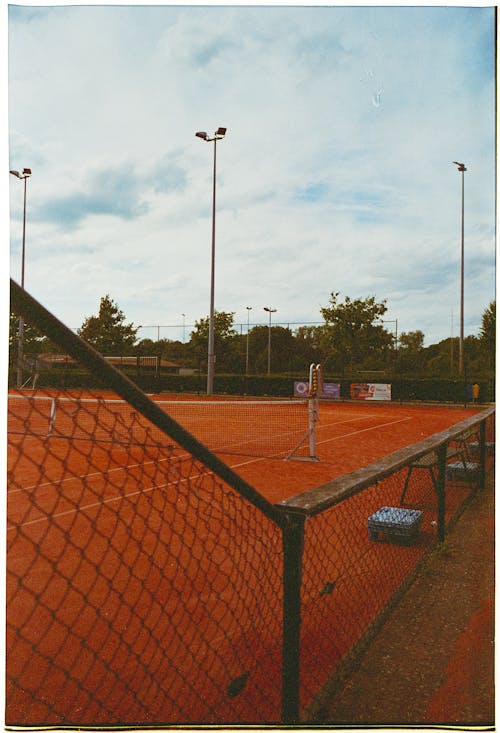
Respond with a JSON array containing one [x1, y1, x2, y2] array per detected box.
[[10, 366, 494, 404]]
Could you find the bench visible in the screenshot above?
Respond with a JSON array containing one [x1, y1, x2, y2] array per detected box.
[[400, 428, 480, 506], [468, 440, 495, 457]]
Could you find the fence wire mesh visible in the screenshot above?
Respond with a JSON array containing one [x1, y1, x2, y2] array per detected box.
[[7, 388, 286, 725], [291, 416, 494, 718], [7, 279, 495, 726]]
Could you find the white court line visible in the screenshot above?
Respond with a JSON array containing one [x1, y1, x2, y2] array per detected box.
[[316, 416, 413, 446], [9, 447, 270, 497], [317, 413, 387, 430], [8, 452, 267, 531], [9, 415, 414, 530], [8, 476, 182, 531], [8, 454, 168, 495], [8, 458, 215, 531]]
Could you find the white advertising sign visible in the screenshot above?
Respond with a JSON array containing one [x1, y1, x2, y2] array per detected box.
[[350, 383, 391, 401]]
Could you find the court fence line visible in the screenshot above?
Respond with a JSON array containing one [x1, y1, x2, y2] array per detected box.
[[277, 403, 494, 720], [8, 278, 495, 726]]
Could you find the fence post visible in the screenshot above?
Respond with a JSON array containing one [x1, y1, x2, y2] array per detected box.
[[281, 511, 306, 724], [479, 419, 487, 490], [436, 442, 447, 542]]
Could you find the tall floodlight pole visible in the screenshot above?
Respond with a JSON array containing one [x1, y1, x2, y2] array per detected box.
[[10, 167, 32, 388], [195, 127, 227, 395], [264, 307, 277, 376], [245, 306, 252, 375], [453, 161, 467, 376]]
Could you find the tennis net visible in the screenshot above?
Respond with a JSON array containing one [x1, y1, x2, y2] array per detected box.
[[8, 393, 317, 460]]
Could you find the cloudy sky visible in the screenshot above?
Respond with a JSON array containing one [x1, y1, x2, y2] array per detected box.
[[5, 2, 496, 347]]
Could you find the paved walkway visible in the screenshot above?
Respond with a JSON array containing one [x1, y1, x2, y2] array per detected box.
[[314, 473, 495, 728]]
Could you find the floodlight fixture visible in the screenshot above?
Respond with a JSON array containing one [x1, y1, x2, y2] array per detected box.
[[195, 128, 227, 143], [10, 168, 32, 180]]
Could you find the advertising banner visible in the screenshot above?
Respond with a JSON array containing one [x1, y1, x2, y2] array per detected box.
[[322, 382, 341, 399], [350, 383, 391, 401], [294, 381, 310, 397], [294, 381, 340, 398]]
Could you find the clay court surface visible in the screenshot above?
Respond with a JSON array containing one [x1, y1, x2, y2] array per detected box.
[[8, 388, 479, 502], [6, 389, 483, 724], [216, 400, 480, 502]]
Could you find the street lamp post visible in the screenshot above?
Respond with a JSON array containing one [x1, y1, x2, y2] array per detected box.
[[263, 307, 277, 376], [453, 161, 467, 376], [245, 306, 252, 376], [195, 127, 227, 395], [10, 167, 32, 388]]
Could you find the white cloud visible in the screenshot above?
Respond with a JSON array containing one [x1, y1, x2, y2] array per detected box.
[[7, 3, 495, 347]]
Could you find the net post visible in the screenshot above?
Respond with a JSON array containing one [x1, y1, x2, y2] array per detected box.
[[307, 363, 321, 460], [316, 363, 324, 397], [308, 363, 316, 396], [308, 397, 318, 460]]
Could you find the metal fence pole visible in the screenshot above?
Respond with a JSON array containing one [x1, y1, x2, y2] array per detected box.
[[479, 419, 487, 490], [281, 512, 306, 724], [436, 443, 447, 542]]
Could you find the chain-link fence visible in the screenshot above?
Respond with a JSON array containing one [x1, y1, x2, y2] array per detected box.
[[7, 279, 494, 725], [280, 407, 495, 720]]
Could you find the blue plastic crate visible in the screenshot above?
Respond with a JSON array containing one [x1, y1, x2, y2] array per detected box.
[[368, 506, 423, 545], [445, 460, 479, 483]]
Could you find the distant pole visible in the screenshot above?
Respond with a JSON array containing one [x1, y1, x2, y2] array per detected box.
[[453, 161, 467, 376], [182, 313, 186, 343], [264, 307, 277, 376], [195, 127, 227, 395], [246, 306, 252, 375], [10, 167, 32, 388], [450, 310, 454, 373]]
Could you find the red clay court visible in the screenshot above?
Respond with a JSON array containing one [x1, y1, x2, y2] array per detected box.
[[6, 389, 487, 725], [8, 389, 479, 502], [215, 400, 480, 502]]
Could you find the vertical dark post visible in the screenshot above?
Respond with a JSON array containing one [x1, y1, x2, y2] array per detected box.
[[281, 512, 306, 724], [207, 136, 217, 394], [436, 443, 447, 542], [479, 420, 487, 491], [459, 166, 465, 376]]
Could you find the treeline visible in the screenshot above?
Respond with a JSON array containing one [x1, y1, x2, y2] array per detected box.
[[10, 293, 496, 380]]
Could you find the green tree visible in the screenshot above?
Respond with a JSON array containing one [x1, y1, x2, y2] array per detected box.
[[292, 325, 323, 372], [9, 312, 49, 357], [188, 311, 239, 372], [78, 295, 139, 354], [135, 338, 161, 356], [248, 325, 295, 374], [320, 292, 393, 375], [160, 339, 190, 366], [479, 300, 495, 369], [397, 330, 425, 374]]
